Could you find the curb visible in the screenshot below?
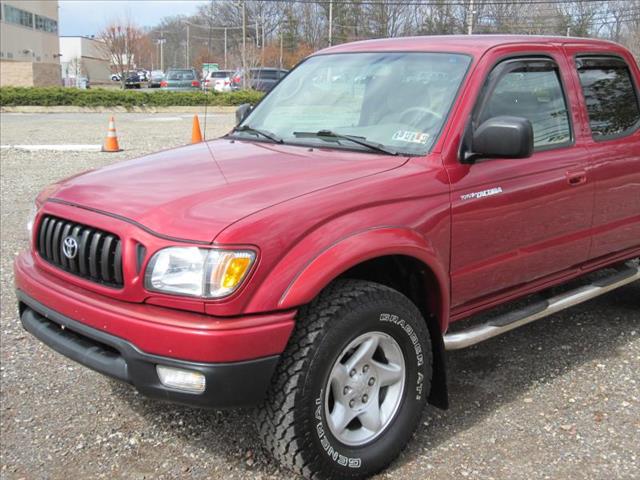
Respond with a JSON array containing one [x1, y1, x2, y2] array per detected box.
[[0, 106, 238, 114]]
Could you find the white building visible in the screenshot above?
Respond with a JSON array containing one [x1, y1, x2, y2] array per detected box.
[[0, 0, 61, 86], [60, 36, 111, 85]]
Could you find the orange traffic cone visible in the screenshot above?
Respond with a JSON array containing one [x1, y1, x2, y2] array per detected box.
[[191, 114, 203, 144], [102, 116, 122, 152]]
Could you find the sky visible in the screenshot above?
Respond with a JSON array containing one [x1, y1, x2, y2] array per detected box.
[[58, 0, 208, 37]]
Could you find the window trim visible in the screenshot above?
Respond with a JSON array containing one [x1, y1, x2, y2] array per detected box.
[[574, 54, 640, 142], [472, 55, 575, 154]]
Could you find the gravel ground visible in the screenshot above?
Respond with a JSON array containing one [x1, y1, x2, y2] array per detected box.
[[1, 112, 639, 480]]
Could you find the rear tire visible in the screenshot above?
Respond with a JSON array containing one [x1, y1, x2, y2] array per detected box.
[[256, 279, 432, 479]]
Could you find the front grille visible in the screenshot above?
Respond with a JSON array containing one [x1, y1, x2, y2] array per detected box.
[[36, 215, 124, 288]]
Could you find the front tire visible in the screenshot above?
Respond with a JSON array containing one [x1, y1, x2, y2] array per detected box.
[[256, 280, 432, 479]]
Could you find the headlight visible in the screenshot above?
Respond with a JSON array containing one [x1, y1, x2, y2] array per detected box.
[[145, 247, 256, 298]]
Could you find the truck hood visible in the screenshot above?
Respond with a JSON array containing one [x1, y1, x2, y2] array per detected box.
[[50, 139, 407, 243]]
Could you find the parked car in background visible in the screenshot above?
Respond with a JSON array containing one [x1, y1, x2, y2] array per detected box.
[[148, 70, 165, 88], [160, 68, 201, 91], [123, 71, 142, 89], [137, 70, 149, 82], [203, 70, 234, 92], [252, 67, 287, 92], [110, 73, 120, 82], [231, 68, 288, 92]]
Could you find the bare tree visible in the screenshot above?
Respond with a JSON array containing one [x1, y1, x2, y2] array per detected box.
[[99, 18, 144, 87], [417, 1, 463, 36], [139, 0, 640, 83], [619, 0, 640, 60]]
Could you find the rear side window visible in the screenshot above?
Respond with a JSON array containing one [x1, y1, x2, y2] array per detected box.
[[576, 56, 640, 139], [479, 60, 572, 149], [168, 70, 195, 80], [256, 70, 278, 80]]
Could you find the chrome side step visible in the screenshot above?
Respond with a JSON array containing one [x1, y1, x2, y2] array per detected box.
[[444, 262, 640, 350]]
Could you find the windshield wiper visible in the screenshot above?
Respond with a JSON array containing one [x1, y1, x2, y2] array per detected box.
[[233, 125, 283, 144], [293, 130, 399, 155]]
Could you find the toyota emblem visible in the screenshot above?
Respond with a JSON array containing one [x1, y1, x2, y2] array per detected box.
[[62, 236, 79, 259]]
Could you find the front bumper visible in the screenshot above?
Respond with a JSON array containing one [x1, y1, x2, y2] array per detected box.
[[19, 292, 278, 408], [14, 251, 295, 363], [14, 250, 296, 408]]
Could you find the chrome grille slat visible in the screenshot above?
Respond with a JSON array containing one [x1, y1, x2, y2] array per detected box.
[[78, 229, 90, 275], [69, 225, 82, 273], [36, 215, 123, 288], [39, 217, 50, 257], [59, 223, 72, 269], [44, 218, 55, 260], [100, 235, 114, 283], [89, 232, 102, 279], [113, 242, 123, 285], [51, 220, 63, 264]]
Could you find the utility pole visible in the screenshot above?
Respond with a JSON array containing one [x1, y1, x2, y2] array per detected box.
[[224, 28, 228, 70], [255, 20, 259, 47], [279, 30, 283, 70], [242, 0, 247, 89], [328, 0, 333, 46], [207, 24, 212, 61], [566, 26, 571, 36], [186, 24, 190, 68], [467, 0, 474, 35], [159, 30, 164, 71]]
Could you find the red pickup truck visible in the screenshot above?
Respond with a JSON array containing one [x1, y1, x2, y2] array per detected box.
[[15, 35, 640, 479]]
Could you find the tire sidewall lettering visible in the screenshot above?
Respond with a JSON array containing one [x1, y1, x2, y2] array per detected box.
[[379, 312, 425, 400], [314, 392, 362, 468]]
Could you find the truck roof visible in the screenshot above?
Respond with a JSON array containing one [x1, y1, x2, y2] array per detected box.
[[319, 34, 625, 57]]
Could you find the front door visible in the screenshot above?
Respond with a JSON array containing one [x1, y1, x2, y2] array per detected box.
[[449, 53, 594, 310]]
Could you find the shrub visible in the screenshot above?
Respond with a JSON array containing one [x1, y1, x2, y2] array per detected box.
[[0, 87, 264, 108]]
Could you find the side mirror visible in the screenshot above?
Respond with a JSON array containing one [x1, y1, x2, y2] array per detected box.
[[235, 103, 252, 124], [464, 116, 533, 163]]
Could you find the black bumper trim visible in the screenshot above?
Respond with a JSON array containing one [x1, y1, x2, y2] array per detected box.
[[17, 291, 279, 409]]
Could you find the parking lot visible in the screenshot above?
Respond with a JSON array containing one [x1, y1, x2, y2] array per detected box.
[[1, 111, 638, 480]]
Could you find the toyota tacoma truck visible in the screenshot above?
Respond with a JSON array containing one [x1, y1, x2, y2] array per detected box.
[[14, 35, 640, 479]]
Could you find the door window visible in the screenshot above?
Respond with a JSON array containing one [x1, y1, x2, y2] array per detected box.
[[479, 60, 572, 149], [576, 56, 640, 139]]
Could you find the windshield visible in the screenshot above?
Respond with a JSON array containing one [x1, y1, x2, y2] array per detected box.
[[236, 52, 470, 155]]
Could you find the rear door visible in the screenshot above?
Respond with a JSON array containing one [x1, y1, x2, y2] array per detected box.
[[449, 49, 595, 309], [568, 52, 640, 259]]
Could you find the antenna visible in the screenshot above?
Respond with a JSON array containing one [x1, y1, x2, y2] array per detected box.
[[203, 5, 212, 140], [202, 0, 229, 185], [202, 88, 209, 140]]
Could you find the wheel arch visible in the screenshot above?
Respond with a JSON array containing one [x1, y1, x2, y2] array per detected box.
[[277, 227, 450, 409]]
